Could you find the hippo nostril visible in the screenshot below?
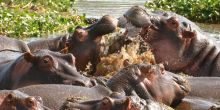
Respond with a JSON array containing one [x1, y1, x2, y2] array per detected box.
[[90, 79, 97, 86]]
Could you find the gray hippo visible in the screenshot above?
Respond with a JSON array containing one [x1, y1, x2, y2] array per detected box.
[[0, 90, 49, 110], [62, 94, 169, 110], [174, 77, 220, 110], [121, 6, 220, 76], [0, 49, 96, 89], [18, 63, 189, 109], [175, 96, 220, 110], [28, 15, 118, 74], [0, 36, 30, 63]]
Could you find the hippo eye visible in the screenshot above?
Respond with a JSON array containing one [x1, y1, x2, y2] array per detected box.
[[25, 97, 36, 108], [43, 58, 50, 64], [167, 17, 179, 28], [100, 97, 112, 110]]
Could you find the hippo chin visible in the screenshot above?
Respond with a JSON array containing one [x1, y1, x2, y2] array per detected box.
[[18, 63, 189, 109], [28, 15, 118, 73], [122, 6, 220, 77], [0, 49, 96, 89], [0, 90, 48, 110]]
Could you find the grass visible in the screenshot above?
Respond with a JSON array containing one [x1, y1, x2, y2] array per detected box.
[[145, 0, 220, 24], [0, 0, 87, 39]]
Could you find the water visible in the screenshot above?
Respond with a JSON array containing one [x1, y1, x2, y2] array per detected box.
[[74, 0, 220, 41], [74, 0, 146, 18]]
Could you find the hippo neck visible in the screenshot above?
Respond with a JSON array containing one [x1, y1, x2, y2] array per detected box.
[[180, 35, 220, 76], [0, 55, 32, 89]]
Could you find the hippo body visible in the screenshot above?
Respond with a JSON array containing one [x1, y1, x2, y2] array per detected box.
[[18, 63, 189, 109], [175, 96, 220, 110], [27, 15, 118, 73], [187, 77, 220, 99], [28, 34, 68, 52], [18, 85, 111, 110], [123, 6, 220, 76], [0, 49, 95, 89], [0, 90, 45, 110], [0, 36, 30, 63]]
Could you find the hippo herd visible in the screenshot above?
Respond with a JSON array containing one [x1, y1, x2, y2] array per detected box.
[[0, 5, 220, 110]]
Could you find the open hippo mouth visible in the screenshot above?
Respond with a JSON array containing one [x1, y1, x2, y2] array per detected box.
[[121, 6, 197, 42]]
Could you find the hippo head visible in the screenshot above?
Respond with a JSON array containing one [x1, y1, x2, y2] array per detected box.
[[70, 15, 118, 43], [11, 49, 96, 88], [108, 63, 190, 106], [122, 6, 198, 72], [0, 90, 47, 110], [135, 63, 190, 106], [62, 95, 141, 110]]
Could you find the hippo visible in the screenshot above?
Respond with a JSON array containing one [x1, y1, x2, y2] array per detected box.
[[175, 96, 220, 110], [62, 94, 169, 110], [18, 63, 189, 109], [0, 36, 30, 63], [121, 6, 220, 76], [28, 15, 118, 74], [0, 49, 96, 89], [0, 90, 48, 110], [27, 34, 68, 52], [187, 77, 220, 99]]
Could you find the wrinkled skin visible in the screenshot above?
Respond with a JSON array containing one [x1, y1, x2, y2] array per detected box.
[[0, 90, 47, 110], [175, 96, 220, 110], [27, 15, 118, 74], [107, 63, 190, 106], [0, 49, 96, 89], [123, 6, 220, 76], [0, 36, 30, 63]]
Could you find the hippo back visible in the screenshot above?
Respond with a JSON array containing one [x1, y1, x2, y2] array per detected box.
[[18, 84, 112, 110], [0, 36, 30, 63]]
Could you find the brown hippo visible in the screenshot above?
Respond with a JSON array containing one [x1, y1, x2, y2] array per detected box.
[[18, 63, 189, 109], [28, 15, 118, 74], [0, 36, 30, 63], [0, 49, 96, 89], [122, 6, 220, 76], [0, 90, 49, 110]]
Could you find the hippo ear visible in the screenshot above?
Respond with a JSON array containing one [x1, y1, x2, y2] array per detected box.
[[123, 59, 131, 67], [24, 52, 36, 62], [124, 97, 132, 110], [182, 30, 196, 39], [158, 63, 165, 74], [5, 93, 15, 103]]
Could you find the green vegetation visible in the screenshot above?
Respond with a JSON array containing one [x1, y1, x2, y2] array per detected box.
[[0, 0, 86, 39], [145, 0, 220, 24]]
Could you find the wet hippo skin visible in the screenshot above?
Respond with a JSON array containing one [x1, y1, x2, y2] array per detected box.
[[28, 15, 118, 74], [0, 90, 46, 110], [121, 6, 220, 77], [18, 63, 189, 109], [0, 49, 95, 89]]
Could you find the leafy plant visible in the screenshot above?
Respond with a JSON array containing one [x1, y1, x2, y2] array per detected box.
[[0, 0, 86, 39], [145, 0, 220, 24]]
